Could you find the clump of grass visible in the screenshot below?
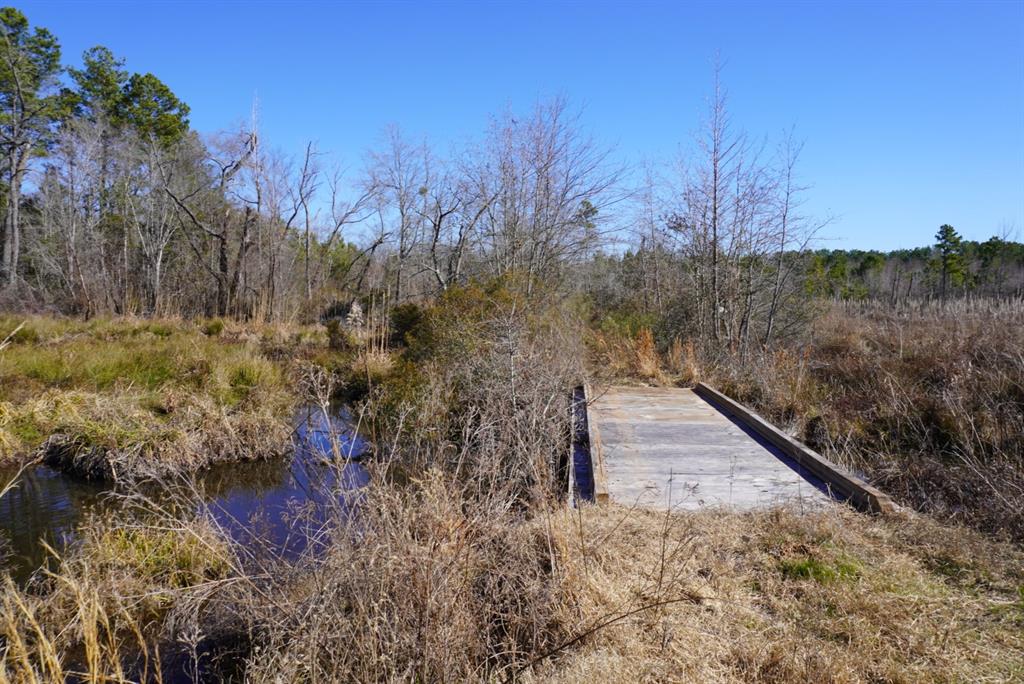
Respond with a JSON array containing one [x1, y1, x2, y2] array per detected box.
[[144, 322, 174, 338], [632, 327, 663, 380], [780, 555, 860, 583], [202, 318, 225, 337], [664, 336, 700, 383], [0, 505, 235, 682], [90, 524, 230, 590], [3, 323, 38, 345], [218, 355, 283, 407]]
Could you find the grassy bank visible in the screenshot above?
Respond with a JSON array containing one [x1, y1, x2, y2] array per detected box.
[[0, 316, 308, 479], [590, 300, 1024, 541]]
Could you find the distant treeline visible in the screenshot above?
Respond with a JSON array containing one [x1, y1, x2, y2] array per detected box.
[[805, 232, 1024, 302]]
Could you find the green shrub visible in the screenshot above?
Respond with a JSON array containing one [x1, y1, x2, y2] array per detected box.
[[597, 309, 659, 340], [325, 319, 356, 352], [403, 280, 518, 362], [202, 318, 225, 337], [390, 302, 424, 347]]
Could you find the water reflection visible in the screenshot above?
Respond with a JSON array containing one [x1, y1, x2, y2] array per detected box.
[[202, 404, 369, 560], [0, 463, 107, 582], [0, 404, 367, 583]]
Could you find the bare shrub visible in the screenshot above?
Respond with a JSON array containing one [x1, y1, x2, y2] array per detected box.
[[371, 282, 585, 506], [232, 470, 572, 681]]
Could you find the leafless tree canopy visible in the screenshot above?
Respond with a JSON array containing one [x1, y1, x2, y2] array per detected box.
[[13, 97, 630, 321]]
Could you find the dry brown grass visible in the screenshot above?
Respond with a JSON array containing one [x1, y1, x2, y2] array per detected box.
[[5, 489, 1021, 683], [533, 504, 1024, 683], [590, 326, 668, 383], [665, 336, 700, 384], [632, 327, 664, 381]]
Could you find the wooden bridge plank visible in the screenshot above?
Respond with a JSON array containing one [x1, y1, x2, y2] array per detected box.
[[587, 386, 831, 511]]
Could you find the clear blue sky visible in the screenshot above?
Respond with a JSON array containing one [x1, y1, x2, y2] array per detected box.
[[20, 0, 1024, 250]]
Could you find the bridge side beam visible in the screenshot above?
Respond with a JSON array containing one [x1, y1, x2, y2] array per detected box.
[[694, 382, 897, 514]]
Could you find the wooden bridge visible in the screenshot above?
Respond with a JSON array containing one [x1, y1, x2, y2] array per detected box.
[[571, 383, 894, 513]]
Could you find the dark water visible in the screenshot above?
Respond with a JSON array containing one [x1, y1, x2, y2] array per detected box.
[[570, 386, 595, 503], [0, 404, 368, 583]]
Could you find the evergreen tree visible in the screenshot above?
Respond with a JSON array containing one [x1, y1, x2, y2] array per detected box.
[[934, 224, 966, 299], [0, 6, 65, 284], [70, 46, 189, 146], [68, 45, 128, 120], [120, 72, 190, 146]]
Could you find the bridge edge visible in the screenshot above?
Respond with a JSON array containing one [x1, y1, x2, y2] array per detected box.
[[693, 382, 898, 515], [583, 384, 610, 505]]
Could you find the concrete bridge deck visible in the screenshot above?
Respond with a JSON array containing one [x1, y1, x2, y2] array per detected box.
[[586, 386, 836, 511]]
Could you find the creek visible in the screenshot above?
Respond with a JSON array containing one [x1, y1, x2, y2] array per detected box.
[[0, 404, 367, 583]]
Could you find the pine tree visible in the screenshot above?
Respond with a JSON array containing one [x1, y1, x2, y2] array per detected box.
[[68, 46, 128, 120], [0, 7, 65, 284], [70, 46, 190, 146], [934, 224, 966, 300]]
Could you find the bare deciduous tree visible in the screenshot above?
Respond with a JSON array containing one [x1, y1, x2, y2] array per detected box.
[[166, 129, 257, 316]]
